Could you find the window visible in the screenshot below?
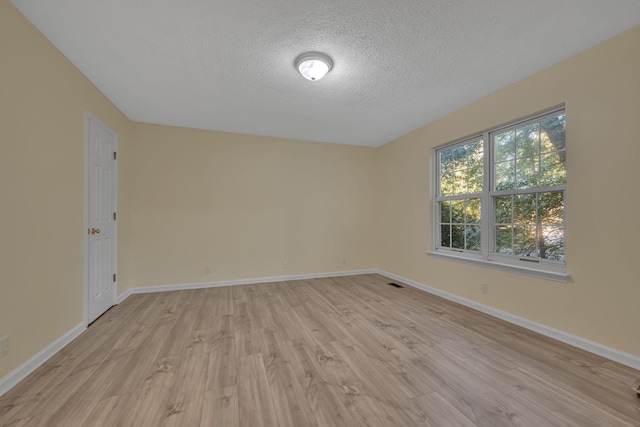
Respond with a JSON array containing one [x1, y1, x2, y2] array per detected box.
[[438, 137, 484, 253], [432, 109, 567, 280]]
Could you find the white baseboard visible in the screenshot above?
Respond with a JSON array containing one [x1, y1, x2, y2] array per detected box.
[[117, 269, 378, 302], [0, 323, 85, 398], [376, 269, 640, 371], [116, 288, 133, 304]]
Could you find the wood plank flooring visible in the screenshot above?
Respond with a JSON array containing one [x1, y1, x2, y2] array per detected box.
[[1, 274, 639, 426]]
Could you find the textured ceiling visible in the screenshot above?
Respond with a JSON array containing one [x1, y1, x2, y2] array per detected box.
[[10, 0, 640, 147]]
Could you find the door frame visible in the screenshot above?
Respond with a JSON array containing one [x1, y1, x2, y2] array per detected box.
[[84, 112, 118, 325]]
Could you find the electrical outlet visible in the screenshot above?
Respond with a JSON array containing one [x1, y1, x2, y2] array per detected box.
[[342, 258, 347, 265], [481, 283, 489, 294], [0, 336, 9, 358], [282, 260, 288, 269], [205, 266, 211, 274]]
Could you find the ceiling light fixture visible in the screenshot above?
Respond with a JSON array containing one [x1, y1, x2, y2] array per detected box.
[[295, 52, 333, 81]]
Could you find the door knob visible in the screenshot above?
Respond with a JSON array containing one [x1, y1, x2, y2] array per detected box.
[[90, 228, 101, 235]]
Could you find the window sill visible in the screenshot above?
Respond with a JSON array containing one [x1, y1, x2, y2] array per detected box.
[[427, 250, 570, 282]]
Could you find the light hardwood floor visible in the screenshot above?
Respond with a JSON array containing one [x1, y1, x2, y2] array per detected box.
[[1, 274, 639, 426]]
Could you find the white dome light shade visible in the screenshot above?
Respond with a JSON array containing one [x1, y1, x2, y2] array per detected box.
[[295, 52, 333, 81], [298, 59, 328, 81]]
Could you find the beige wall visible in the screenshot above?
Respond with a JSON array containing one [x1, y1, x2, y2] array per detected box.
[[0, 1, 132, 379], [126, 124, 378, 287], [378, 25, 640, 357]]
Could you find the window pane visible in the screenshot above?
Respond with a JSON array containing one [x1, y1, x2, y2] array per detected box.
[[495, 196, 512, 224], [440, 201, 451, 224], [513, 193, 536, 225], [466, 198, 481, 224], [540, 226, 564, 261], [541, 114, 566, 153], [438, 139, 484, 197], [452, 225, 465, 249], [516, 123, 540, 158], [468, 172, 483, 193], [467, 139, 483, 170], [516, 157, 538, 189], [440, 173, 454, 196], [441, 150, 454, 173], [538, 192, 564, 225], [465, 225, 481, 251], [495, 160, 515, 190], [540, 152, 566, 186], [495, 130, 515, 163], [454, 170, 467, 194], [495, 226, 513, 254], [540, 113, 566, 187], [467, 139, 484, 193], [451, 200, 465, 223], [514, 225, 537, 257], [441, 225, 451, 247], [453, 146, 467, 170]]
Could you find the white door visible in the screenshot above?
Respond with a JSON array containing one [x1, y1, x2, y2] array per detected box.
[[85, 113, 117, 324]]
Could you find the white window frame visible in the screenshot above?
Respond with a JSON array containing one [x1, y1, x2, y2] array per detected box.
[[429, 108, 569, 282]]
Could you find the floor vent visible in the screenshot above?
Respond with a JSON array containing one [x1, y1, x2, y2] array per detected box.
[[387, 282, 403, 288]]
